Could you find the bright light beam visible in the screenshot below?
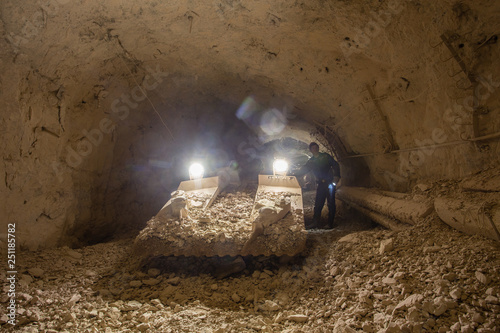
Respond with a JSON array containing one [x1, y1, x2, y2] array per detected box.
[[189, 163, 204, 180], [273, 159, 289, 176]]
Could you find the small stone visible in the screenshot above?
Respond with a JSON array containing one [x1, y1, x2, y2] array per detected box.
[[210, 284, 218, 291], [407, 307, 420, 322], [214, 256, 246, 279], [191, 200, 204, 208], [148, 268, 161, 277], [68, 294, 81, 307], [362, 322, 375, 332], [19, 274, 33, 287], [380, 238, 394, 254], [130, 280, 143, 287], [423, 246, 441, 254], [28, 268, 44, 278], [137, 323, 150, 332], [475, 271, 490, 284], [329, 266, 340, 276], [19, 293, 33, 302], [109, 300, 123, 308], [432, 297, 448, 316], [62, 312, 76, 322], [151, 299, 163, 308], [159, 285, 177, 301], [485, 296, 499, 304], [415, 184, 430, 192], [385, 323, 401, 333], [123, 301, 142, 311], [443, 273, 457, 281], [85, 270, 97, 277], [273, 312, 284, 324], [461, 325, 474, 333], [450, 288, 462, 300], [166, 277, 180, 285], [472, 313, 484, 323], [139, 312, 152, 323], [382, 277, 397, 285], [287, 314, 308, 323], [339, 234, 359, 243], [214, 324, 230, 333], [395, 294, 424, 310], [231, 293, 241, 302], [66, 248, 82, 259], [259, 300, 279, 311], [142, 278, 160, 286], [373, 312, 386, 324]]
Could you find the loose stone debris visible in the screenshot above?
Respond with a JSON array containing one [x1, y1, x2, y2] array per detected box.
[[134, 186, 306, 257], [1, 204, 499, 333]]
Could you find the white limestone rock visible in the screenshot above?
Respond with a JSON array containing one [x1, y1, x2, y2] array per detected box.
[[259, 300, 280, 311], [395, 294, 424, 310], [287, 314, 308, 323], [65, 248, 83, 259], [485, 296, 499, 304], [423, 246, 441, 254], [382, 277, 397, 285], [450, 288, 462, 300], [142, 278, 160, 286], [130, 280, 143, 287], [339, 234, 359, 243], [123, 301, 142, 311], [475, 271, 490, 284], [148, 268, 161, 277], [166, 277, 180, 285], [379, 238, 394, 254], [68, 294, 81, 307], [137, 323, 150, 332], [407, 306, 421, 322], [28, 268, 44, 278], [231, 293, 241, 302]]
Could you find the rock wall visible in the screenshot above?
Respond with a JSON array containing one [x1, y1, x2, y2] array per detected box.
[[0, 0, 499, 249]]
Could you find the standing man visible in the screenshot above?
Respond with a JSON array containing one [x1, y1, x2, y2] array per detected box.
[[296, 142, 341, 229]]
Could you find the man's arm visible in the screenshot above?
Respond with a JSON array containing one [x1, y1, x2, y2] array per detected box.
[[294, 158, 312, 177], [328, 155, 341, 183]]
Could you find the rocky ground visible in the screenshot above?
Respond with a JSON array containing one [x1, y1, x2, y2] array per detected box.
[[134, 184, 307, 257], [1, 188, 500, 332]]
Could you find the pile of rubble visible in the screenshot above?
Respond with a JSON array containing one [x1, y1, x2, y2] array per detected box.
[[1, 207, 499, 332], [134, 187, 306, 257]]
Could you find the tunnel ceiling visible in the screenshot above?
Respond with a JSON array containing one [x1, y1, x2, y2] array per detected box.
[[1, 0, 499, 249]]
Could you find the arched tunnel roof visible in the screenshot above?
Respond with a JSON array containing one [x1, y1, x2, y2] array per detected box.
[[1, 0, 499, 249]]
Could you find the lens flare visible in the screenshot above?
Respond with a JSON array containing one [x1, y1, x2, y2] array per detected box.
[[236, 96, 259, 121], [260, 108, 287, 135]]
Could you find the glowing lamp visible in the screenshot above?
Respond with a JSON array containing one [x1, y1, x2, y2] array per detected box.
[[273, 159, 289, 176], [189, 163, 204, 180]]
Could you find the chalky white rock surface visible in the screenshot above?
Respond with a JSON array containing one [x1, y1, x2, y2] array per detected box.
[[1, 210, 499, 333]]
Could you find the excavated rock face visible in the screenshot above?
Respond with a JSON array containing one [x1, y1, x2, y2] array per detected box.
[[0, 0, 499, 249]]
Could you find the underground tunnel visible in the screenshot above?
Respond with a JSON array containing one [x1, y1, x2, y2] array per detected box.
[[1, 0, 500, 331]]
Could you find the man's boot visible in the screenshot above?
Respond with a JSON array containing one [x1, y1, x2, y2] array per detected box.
[[306, 217, 321, 230], [325, 213, 336, 229]]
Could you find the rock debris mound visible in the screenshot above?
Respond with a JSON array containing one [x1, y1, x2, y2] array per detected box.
[[1, 214, 499, 332]]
